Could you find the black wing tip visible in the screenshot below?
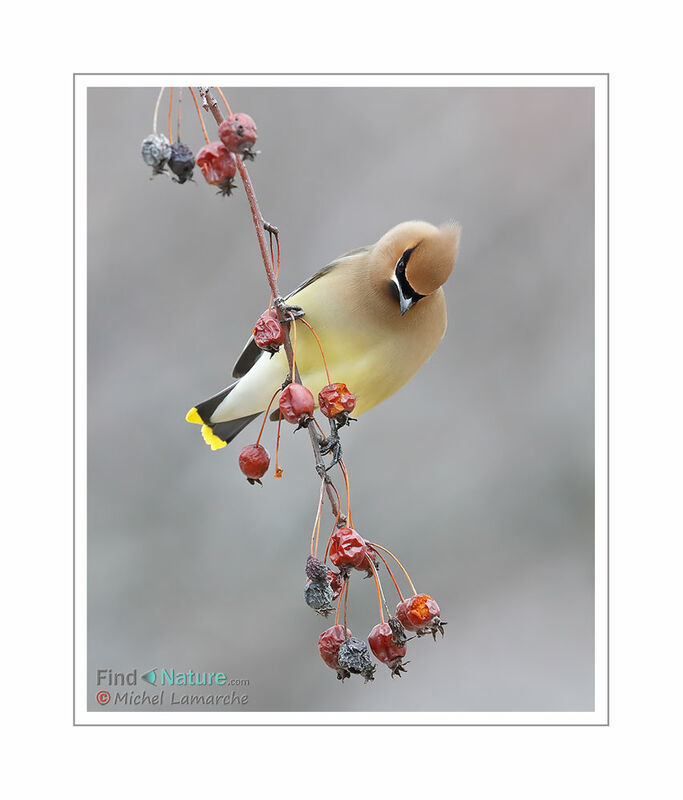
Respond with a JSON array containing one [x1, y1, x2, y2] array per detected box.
[[194, 382, 238, 423], [211, 414, 261, 446]]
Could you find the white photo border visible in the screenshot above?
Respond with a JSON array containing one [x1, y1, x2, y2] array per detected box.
[[74, 73, 608, 726]]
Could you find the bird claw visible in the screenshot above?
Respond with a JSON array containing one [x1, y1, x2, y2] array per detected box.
[[322, 439, 343, 470], [284, 304, 305, 320], [273, 297, 305, 320], [319, 433, 338, 455]]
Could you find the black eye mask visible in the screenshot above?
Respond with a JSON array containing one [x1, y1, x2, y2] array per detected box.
[[391, 246, 425, 314]]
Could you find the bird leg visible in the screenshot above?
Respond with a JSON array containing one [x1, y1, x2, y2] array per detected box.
[[273, 296, 305, 321], [319, 417, 344, 469]]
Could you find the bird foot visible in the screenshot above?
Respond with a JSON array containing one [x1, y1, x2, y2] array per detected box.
[[273, 297, 305, 321], [320, 433, 343, 469]]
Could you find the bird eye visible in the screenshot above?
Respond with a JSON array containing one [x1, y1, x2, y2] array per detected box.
[[392, 246, 425, 314], [398, 247, 415, 270]]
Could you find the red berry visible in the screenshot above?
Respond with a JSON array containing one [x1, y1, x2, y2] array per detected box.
[[196, 141, 237, 194], [218, 113, 258, 155], [318, 624, 351, 671], [396, 594, 441, 632], [356, 541, 379, 575], [318, 383, 356, 418], [328, 570, 343, 600], [368, 622, 408, 666], [253, 308, 285, 353], [279, 383, 315, 424], [238, 444, 270, 483], [329, 528, 368, 570]]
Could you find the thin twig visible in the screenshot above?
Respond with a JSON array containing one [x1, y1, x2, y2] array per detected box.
[[152, 87, 165, 135], [168, 88, 174, 143], [188, 88, 209, 144]]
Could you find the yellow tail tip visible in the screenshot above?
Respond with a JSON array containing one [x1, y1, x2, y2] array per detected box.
[[201, 424, 227, 450], [186, 407, 203, 425]]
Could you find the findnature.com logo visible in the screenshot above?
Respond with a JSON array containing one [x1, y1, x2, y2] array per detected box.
[[95, 668, 250, 707]]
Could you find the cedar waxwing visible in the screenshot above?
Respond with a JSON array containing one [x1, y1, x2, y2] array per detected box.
[[186, 220, 461, 449]]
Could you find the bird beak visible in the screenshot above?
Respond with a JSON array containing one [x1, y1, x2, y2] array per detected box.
[[398, 292, 413, 315], [391, 273, 414, 315]]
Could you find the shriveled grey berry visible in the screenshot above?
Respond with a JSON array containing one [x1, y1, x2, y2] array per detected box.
[[388, 616, 408, 646], [168, 141, 195, 184], [305, 555, 328, 582], [337, 637, 375, 682], [304, 580, 334, 614], [141, 133, 171, 174]]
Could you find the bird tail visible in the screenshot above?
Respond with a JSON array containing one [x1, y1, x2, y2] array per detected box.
[[186, 382, 260, 450]]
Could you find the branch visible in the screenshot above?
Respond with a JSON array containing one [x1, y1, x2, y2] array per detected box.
[[199, 87, 343, 524]]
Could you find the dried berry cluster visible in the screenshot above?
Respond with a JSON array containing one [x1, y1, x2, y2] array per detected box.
[[140, 87, 257, 193], [142, 87, 446, 684], [141, 133, 196, 184], [196, 114, 258, 195], [313, 552, 446, 682]]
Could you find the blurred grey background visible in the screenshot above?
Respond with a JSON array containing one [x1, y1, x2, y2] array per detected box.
[[87, 86, 594, 712]]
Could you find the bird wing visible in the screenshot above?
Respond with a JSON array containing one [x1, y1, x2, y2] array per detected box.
[[231, 245, 370, 379]]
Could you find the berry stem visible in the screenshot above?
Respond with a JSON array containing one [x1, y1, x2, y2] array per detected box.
[[372, 549, 405, 602], [268, 237, 276, 310], [215, 86, 233, 117], [343, 576, 350, 635], [334, 576, 346, 626], [330, 482, 344, 525], [339, 458, 354, 529], [314, 510, 323, 560], [274, 411, 284, 478], [299, 318, 332, 385], [168, 87, 174, 143], [152, 87, 165, 135], [310, 479, 325, 557], [367, 542, 417, 596], [367, 558, 386, 624], [176, 88, 183, 144], [255, 386, 282, 448], [321, 484, 345, 562], [274, 231, 281, 281], [188, 87, 210, 144], [288, 316, 298, 380], [322, 529, 334, 563]]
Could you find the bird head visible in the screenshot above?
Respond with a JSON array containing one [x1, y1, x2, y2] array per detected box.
[[380, 221, 461, 315]]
